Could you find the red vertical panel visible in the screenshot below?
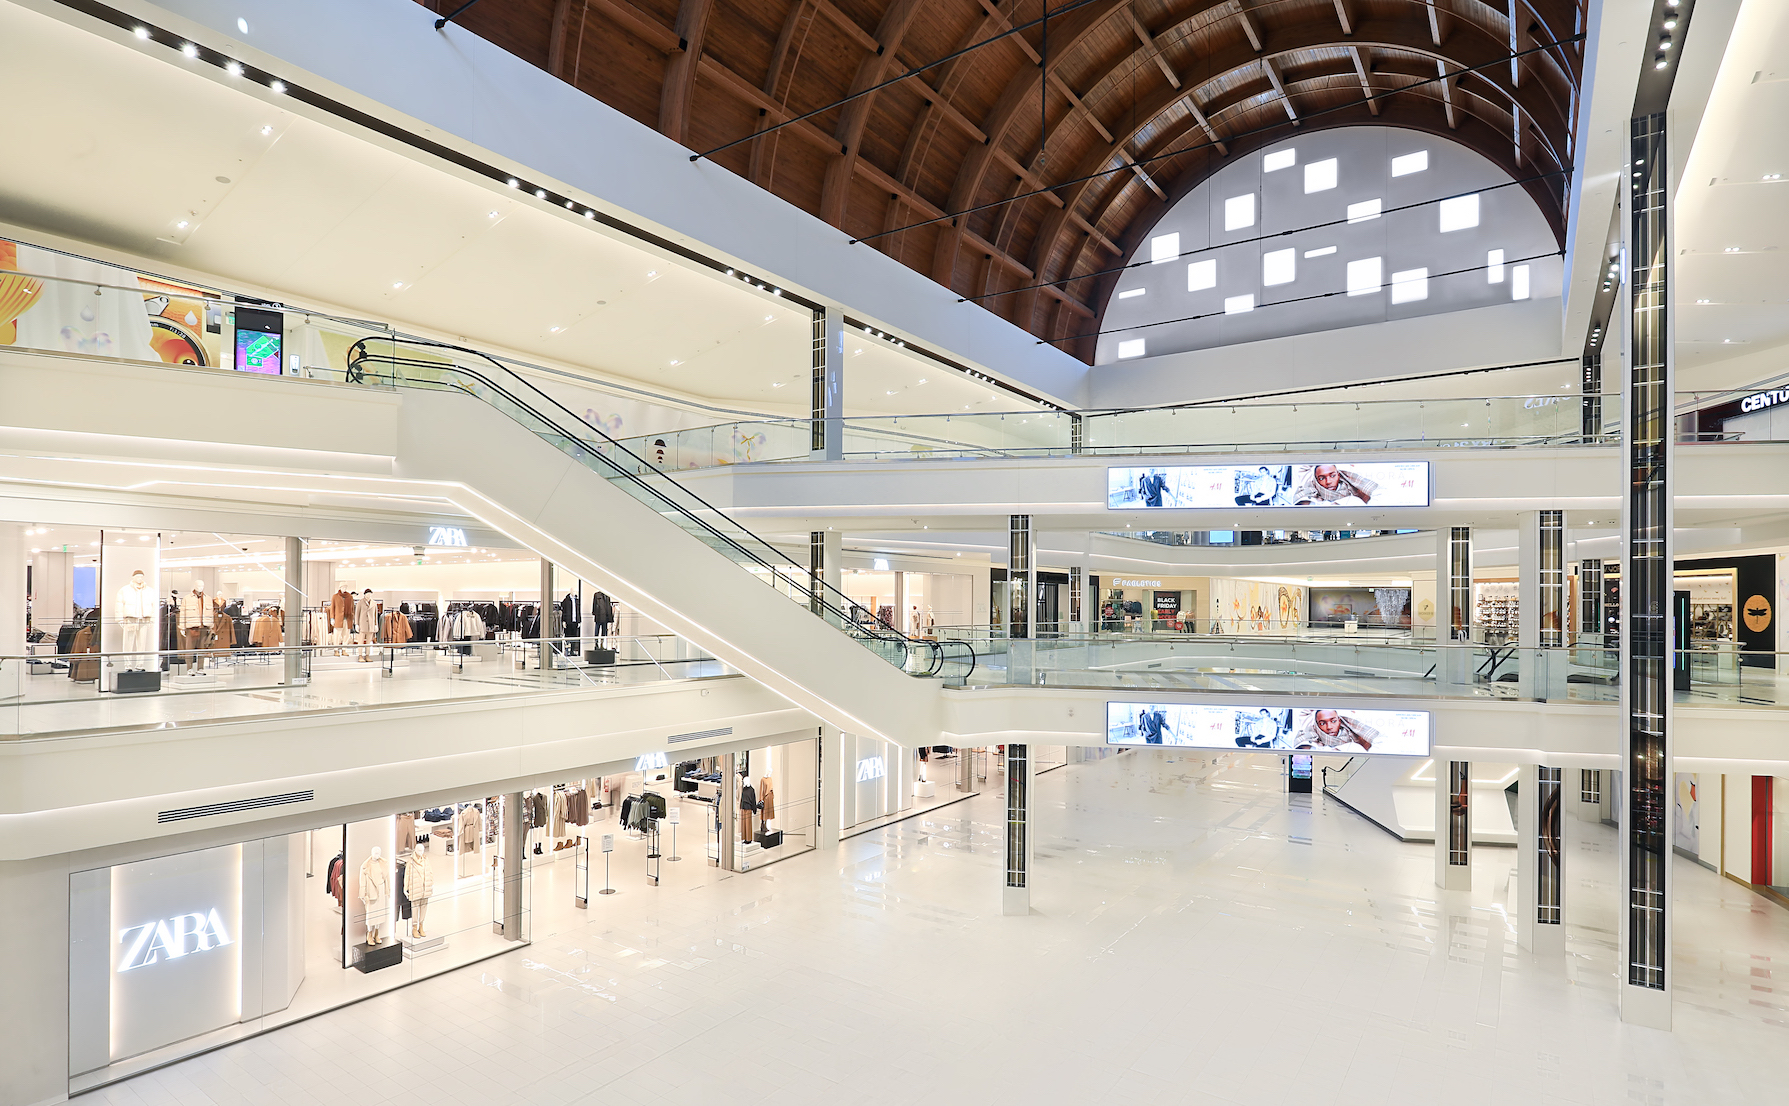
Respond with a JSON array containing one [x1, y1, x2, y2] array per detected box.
[[1752, 775, 1774, 886]]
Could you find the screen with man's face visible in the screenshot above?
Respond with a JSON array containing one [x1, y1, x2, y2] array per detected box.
[[1106, 462, 1430, 509], [1105, 702, 1431, 756]]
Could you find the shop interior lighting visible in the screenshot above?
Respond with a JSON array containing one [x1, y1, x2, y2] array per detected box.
[[134, 25, 149, 37], [181, 42, 198, 57], [225, 60, 243, 76]]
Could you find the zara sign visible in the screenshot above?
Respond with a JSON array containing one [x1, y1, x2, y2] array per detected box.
[[117, 909, 235, 972], [855, 756, 887, 782], [427, 526, 469, 547]]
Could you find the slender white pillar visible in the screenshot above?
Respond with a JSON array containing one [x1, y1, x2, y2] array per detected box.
[[1435, 760, 1471, 891]]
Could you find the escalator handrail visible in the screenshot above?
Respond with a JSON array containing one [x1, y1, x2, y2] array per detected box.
[[345, 337, 969, 670]]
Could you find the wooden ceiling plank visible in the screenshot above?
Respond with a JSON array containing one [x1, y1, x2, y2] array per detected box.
[[1236, 0, 1264, 51], [585, 0, 679, 52], [1332, 0, 1353, 35], [1180, 92, 1230, 155], [698, 55, 846, 154], [1436, 58, 1457, 128], [547, 0, 574, 78], [812, 0, 881, 53]]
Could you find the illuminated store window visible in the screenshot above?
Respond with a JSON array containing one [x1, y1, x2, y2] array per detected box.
[[1391, 267, 1430, 304], [1305, 158, 1338, 193], [1347, 199, 1382, 223], [1392, 150, 1429, 176], [1346, 256, 1383, 296], [1487, 248, 1506, 283], [1187, 258, 1217, 291], [1263, 148, 1296, 172], [1224, 294, 1255, 314], [1438, 193, 1480, 232], [1117, 338, 1147, 358], [1224, 193, 1255, 230], [1150, 232, 1180, 264], [1262, 248, 1296, 286]]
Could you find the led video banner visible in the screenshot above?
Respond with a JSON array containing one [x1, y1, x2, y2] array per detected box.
[[1108, 461, 1430, 509], [1106, 703, 1432, 756]]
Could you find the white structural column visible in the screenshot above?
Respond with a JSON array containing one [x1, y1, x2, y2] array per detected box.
[[810, 307, 844, 461], [1068, 566, 1085, 633], [283, 537, 305, 685], [0, 524, 24, 706], [1435, 760, 1471, 890], [1006, 515, 1034, 683], [1003, 743, 1031, 915], [540, 558, 557, 671], [1436, 526, 1473, 688], [1518, 511, 1565, 700], [816, 725, 845, 849], [1517, 763, 1566, 956], [809, 530, 842, 615], [500, 792, 524, 940]]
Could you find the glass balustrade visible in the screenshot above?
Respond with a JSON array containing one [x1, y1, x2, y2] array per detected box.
[[0, 636, 730, 739]]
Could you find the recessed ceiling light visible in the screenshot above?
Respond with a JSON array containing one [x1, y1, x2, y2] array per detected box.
[[584, 210, 595, 218], [1696, 298, 1710, 304], [550, 326, 560, 332], [176, 220, 189, 229], [1724, 246, 1741, 253], [670, 359, 679, 365], [134, 26, 149, 38], [488, 210, 498, 217], [269, 80, 286, 94], [225, 60, 243, 77], [647, 271, 657, 278], [1765, 174, 1782, 181], [392, 282, 403, 289], [260, 125, 272, 135], [534, 189, 547, 199], [181, 42, 198, 57]]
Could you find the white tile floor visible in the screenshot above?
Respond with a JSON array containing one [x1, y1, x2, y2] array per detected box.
[[80, 750, 1789, 1105]]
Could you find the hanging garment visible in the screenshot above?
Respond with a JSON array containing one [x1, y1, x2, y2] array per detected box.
[[456, 807, 480, 853], [551, 791, 567, 838], [395, 813, 417, 852], [759, 778, 776, 822], [395, 859, 412, 921], [326, 855, 345, 902]]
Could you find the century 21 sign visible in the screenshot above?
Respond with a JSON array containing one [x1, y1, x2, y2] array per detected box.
[[117, 909, 234, 972]]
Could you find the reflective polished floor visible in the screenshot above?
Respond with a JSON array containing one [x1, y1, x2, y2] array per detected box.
[[82, 751, 1789, 1105]]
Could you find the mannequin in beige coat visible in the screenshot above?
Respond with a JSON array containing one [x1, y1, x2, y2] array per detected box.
[[404, 843, 435, 938], [359, 847, 389, 945]]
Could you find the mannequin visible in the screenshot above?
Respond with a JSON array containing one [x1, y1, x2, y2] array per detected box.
[[359, 846, 389, 945], [179, 586, 210, 673], [591, 591, 615, 646], [404, 841, 434, 938], [329, 588, 355, 653], [114, 570, 155, 668], [354, 588, 378, 661]]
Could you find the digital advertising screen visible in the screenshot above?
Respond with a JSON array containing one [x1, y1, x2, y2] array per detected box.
[[233, 306, 283, 375], [1106, 702, 1432, 756], [1309, 587, 1412, 629], [1108, 461, 1430, 509]]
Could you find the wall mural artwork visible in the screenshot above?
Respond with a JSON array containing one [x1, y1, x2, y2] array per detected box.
[[1209, 578, 1304, 636], [1, 239, 217, 367]]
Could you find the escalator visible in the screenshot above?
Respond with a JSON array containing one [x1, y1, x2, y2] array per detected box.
[[345, 338, 973, 747]]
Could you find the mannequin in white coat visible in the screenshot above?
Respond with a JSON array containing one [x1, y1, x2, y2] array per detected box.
[[404, 841, 435, 938], [359, 846, 389, 945], [114, 571, 156, 668]]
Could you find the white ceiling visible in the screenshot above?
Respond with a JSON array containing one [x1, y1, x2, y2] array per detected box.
[[0, 1, 1026, 419], [1675, 0, 1789, 382]]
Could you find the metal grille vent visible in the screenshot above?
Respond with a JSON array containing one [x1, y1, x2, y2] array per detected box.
[[158, 790, 315, 824], [667, 726, 733, 745]]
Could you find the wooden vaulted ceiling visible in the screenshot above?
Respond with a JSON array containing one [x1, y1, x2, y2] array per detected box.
[[417, 0, 1585, 363]]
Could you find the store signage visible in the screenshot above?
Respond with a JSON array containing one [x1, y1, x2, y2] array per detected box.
[[635, 752, 668, 771], [427, 526, 469, 547], [1106, 702, 1432, 756], [1113, 578, 1163, 587], [117, 909, 234, 972], [1108, 461, 1431, 509], [1152, 591, 1181, 612], [1740, 389, 1789, 414], [1522, 396, 1564, 409], [856, 756, 887, 782]]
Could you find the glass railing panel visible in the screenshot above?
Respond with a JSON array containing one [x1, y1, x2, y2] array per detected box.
[[0, 637, 730, 739]]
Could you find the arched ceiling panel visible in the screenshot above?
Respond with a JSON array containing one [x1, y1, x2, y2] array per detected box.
[[420, 0, 1584, 363]]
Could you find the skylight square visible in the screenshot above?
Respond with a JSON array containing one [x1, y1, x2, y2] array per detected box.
[[1303, 246, 1337, 258], [1117, 338, 1146, 359], [1438, 194, 1480, 232], [1511, 264, 1531, 300], [1347, 199, 1382, 223], [1263, 148, 1296, 172], [1187, 258, 1217, 291], [1486, 249, 1505, 283], [1390, 267, 1429, 304], [1391, 151, 1428, 176], [1224, 294, 1255, 314], [1347, 257, 1382, 296], [1262, 248, 1296, 286], [1117, 288, 1146, 300], [1150, 232, 1180, 264], [1224, 194, 1255, 231], [1304, 158, 1338, 193]]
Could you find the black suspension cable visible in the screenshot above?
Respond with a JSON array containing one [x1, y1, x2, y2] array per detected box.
[[433, 0, 485, 31], [1045, 247, 1563, 345], [959, 167, 1569, 303], [850, 33, 1584, 247], [690, 0, 1105, 163]]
